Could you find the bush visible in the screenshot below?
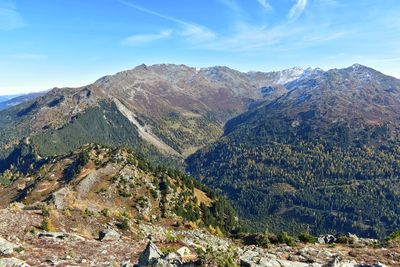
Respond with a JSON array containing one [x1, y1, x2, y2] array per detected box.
[[41, 218, 55, 232], [255, 234, 270, 248], [298, 232, 317, 243], [277, 232, 296, 246], [100, 208, 109, 217], [336, 235, 355, 244], [117, 217, 130, 230], [385, 230, 400, 241], [40, 205, 50, 217]]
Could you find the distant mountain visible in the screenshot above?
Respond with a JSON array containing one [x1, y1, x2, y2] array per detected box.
[[0, 91, 46, 110], [225, 64, 400, 144], [0, 64, 303, 166], [187, 64, 400, 238], [0, 94, 23, 102]]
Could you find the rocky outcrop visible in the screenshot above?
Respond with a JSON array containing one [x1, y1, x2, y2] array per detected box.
[[239, 248, 321, 267], [135, 241, 200, 267], [99, 229, 121, 242], [0, 236, 18, 256], [326, 257, 388, 267], [136, 241, 164, 266], [318, 235, 336, 244]]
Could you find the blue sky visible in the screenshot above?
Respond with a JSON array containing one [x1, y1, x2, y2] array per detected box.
[[1, 0, 400, 94]]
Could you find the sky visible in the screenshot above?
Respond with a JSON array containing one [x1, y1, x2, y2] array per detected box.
[[1, 0, 400, 94]]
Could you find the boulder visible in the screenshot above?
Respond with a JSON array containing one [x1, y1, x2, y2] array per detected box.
[[327, 257, 358, 267], [38, 232, 66, 240], [318, 235, 336, 244], [99, 229, 120, 241], [163, 253, 182, 265], [0, 237, 18, 256], [137, 241, 163, 266], [37, 231, 85, 241], [240, 248, 322, 267]]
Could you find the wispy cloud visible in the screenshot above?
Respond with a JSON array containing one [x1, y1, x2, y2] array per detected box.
[[7, 53, 46, 60], [122, 30, 172, 46], [257, 0, 273, 12], [289, 0, 308, 21], [117, 0, 343, 53], [117, 0, 216, 44], [0, 0, 25, 30]]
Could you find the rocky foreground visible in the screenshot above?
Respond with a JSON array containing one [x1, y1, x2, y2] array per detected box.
[[0, 206, 398, 267]]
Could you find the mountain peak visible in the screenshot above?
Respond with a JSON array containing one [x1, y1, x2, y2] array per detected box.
[[351, 63, 368, 69]]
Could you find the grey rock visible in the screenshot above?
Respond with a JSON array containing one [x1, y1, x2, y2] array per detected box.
[[37, 231, 66, 240], [99, 229, 121, 242], [318, 235, 336, 244], [37, 231, 85, 242], [240, 247, 322, 267], [0, 237, 17, 256], [137, 241, 163, 266]]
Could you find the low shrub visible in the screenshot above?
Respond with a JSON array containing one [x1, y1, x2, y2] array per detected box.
[[298, 232, 317, 243]]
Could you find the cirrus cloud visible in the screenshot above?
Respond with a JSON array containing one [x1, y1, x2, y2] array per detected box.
[[121, 30, 172, 46], [289, 0, 308, 21], [0, 0, 25, 30]]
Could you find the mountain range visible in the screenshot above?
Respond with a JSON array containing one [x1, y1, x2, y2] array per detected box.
[[0, 92, 47, 111], [1, 63, 400, 239]]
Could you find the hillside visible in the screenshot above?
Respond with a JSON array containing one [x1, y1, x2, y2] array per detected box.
[[186, 64, 400, 238], [0, 143, 238, 233], [0, 64, 305, 167], [0, 144, 398, 266]]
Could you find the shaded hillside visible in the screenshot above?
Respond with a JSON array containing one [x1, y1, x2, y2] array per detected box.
[[187, 65, 400, 238]]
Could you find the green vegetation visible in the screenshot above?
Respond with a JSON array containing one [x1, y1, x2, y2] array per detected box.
[[117, 216, 130, 230], [63, 151, 89, 182], [28, 100, 182, 168], [41, 218, 55, 232], [149, 164, 239, 235], [147, 110, 223, 155], [187, 110, 400, 238], [196, 245, 239, 267], [385, 229, 400, 241], [298, 232, 317, 243]]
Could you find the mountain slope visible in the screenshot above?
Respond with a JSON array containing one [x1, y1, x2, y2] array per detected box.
[[0, 143, 238, 234], [0, 64, 304, 165], [0, 145, 396, 266], [187, 64, 400, 238]]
